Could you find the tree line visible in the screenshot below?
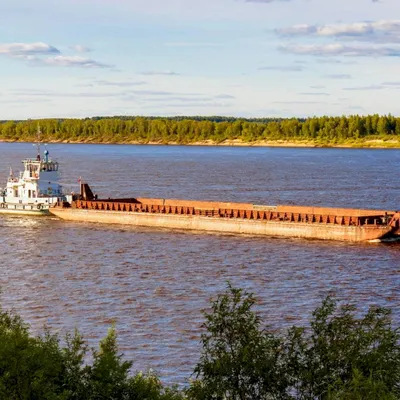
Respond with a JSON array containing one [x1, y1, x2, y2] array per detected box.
[[0, 114, 399, 145], [1, 284, 399, 399]]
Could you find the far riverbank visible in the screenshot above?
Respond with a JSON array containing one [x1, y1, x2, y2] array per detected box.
[[2, 137, 400, 149], [2, 115, 400, 148]]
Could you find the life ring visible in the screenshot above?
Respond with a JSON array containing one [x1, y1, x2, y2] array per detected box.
[[37, 204, 42, 210]]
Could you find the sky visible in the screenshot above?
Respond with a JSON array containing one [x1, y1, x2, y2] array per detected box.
[[0, 0, 399, 119]]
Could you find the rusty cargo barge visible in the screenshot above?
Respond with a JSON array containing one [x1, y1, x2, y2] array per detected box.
[[49, 183, 400, 242]]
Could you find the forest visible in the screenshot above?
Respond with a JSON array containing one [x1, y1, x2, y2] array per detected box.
[[0, 284, 399, 399], [0, 114, 400, 147]]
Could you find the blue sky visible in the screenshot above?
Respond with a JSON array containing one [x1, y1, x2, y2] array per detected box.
[[0, 0, 399, 119]]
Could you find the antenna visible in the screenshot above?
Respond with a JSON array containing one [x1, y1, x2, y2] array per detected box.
[[44, 144, 49, 163], [36, 125, 41, 161]]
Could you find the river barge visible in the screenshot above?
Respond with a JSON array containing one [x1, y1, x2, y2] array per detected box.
[[49, 183, 400, 242]]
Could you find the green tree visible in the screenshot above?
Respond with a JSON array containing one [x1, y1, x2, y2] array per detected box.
[[126, 371, 184, 400], [188, 283, 287, 400], [86, 326, 132, 399], [284, 297, 400, 399], [0, 304, 186, 400], [60, 330, 90, 400], [0, 309, 66, 399], [327, 368, 398, 400]]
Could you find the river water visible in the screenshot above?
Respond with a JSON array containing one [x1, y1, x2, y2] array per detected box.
[[0, 143, 399, 385]]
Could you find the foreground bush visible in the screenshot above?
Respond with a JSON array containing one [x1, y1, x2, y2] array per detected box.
[[0, 309, 182, 399], [284, 297, 400, 399], [0, 284, 399, 399], [188, 286, 400, 400], [188, 284, 288, 400]]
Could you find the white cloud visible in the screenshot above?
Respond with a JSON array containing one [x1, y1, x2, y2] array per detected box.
[[276, 20, 400, 59], [214, 94, 235, 99], [382, 81, 400, 86], [273, 101, 322, 105], [258, 65, 304, 71], [70, 44, 91, 53], [317, 23, 373, 37], [316, 59, 357, 65], [276, 24, 317, 36], [280, 43, 400, 57], [323, 74, 352, 79], [43, 55, 112, 68], [0, 42, 111, 68], [94, 80, 147, 87], [11, 89, 117, 98], [343, 85, 384, 91], [165, 42, 221, 47], [139, 71, 180, 76], [276, 19, 400, 41], [245, 0, 291, 2], [0, 42, 59, 56], [299, 92, 330, 96]]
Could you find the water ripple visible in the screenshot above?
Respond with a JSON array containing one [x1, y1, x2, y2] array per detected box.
[[0, 143, 399, 385]]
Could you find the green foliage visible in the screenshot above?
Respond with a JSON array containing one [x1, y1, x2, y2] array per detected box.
[[60, 330, 89, 399], [284, 297, 400, 399], [327, 369, 398, 400], [126, 371, 184, 400], [188, 286, 400, 400], [0, 307, 184, 400], [0, 309, 65, 399], [1, 115, 400, 146], [86, 326, 132, 399], [0, 286, 399, 400], [188, 283, 288, 400]]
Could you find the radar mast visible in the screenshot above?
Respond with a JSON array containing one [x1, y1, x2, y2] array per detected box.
[[36, 125, 41, 161]]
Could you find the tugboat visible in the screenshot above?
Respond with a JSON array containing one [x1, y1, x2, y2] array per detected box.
[[0, 129, 72, 215]]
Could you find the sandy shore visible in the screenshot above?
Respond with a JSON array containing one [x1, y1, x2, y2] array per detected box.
[[187, 139, 400, 148], [1, 138, 400, 148]]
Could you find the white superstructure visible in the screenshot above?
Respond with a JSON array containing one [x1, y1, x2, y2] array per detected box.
[[1, 142, 71, 215]]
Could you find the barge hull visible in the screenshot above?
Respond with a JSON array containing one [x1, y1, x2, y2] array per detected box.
[[49, 208, 394, 242]]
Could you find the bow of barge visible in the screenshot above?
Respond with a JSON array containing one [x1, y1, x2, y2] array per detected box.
[[49, 183, 400, 242]]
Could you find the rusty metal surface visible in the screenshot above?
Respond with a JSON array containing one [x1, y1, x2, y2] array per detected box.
[[57, 197, 398, 230], [49, 206, 395, 242]]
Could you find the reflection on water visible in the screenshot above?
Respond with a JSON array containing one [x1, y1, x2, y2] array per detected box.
[[0, 143, 399, 384]]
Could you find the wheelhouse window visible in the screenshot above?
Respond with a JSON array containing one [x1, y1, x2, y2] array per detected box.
[[41, 162, 58, 172]]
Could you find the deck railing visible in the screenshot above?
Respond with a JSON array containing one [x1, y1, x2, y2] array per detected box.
[[68, 199, 392, 227]]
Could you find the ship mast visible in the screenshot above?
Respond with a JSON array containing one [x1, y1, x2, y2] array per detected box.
[[36, 125, 41, 161]]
